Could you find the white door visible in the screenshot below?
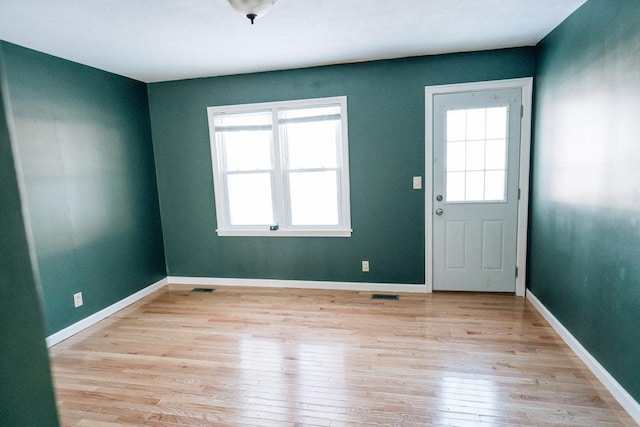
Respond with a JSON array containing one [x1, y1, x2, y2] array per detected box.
[[432, 88, 522, 292]]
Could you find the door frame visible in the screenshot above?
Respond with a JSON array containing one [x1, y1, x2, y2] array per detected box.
[[425, 78, 533, 296]]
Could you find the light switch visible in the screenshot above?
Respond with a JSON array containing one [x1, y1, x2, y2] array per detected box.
[[413, 176, 422, 190]]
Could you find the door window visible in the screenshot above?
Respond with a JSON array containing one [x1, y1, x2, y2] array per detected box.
[[445, 106, 508, 202]]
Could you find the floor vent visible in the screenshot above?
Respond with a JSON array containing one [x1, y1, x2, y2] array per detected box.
[[192, 288, 215, 293], [371, 294, 399, 300]]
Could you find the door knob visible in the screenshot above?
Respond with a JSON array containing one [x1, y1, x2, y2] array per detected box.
[[435, 208, 444, 216]]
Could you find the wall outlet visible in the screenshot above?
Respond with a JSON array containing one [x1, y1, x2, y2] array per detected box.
[[413, 176, 422, 190], [73, 292, 83, 308], [362, 260, 370, 272]]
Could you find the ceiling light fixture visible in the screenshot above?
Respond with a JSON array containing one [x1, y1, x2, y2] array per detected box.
[[228, 0, 277, 25]]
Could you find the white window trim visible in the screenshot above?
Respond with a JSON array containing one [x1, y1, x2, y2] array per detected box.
[[208, 96, 352, 238]]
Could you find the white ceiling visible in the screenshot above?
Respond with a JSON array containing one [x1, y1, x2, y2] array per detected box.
[[0, 0, 587, 83]]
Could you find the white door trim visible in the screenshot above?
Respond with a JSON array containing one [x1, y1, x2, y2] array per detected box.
[[425, 77, 533, 296]]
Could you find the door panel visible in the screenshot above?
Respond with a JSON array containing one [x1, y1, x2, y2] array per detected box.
[[433, 88, 521, 292], [445, 221, 466, 269], [481, 220, 504, 270]]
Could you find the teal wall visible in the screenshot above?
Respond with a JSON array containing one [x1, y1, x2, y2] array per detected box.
[[1, 42, 166, 335], [1, 0, 638, 414], [530, 0, 640, 401], [0, 46, 59, 425], [149, 48, 535, 284]]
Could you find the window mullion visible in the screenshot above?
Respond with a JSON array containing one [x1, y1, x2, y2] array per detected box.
[[271, 108, 287, 229]]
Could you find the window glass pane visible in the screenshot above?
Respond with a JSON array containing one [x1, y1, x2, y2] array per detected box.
[[446, 172, 466, 202], [485, 107, 507, 139], [446, 141, 466, 172], [466, 109, 486, 140], [222, 130, 272, 171], [465, 171, 484, 200], [227, 173, 274, 225], [465, 140, 485, 171], [444, 106, 509, 203], [484, 170, 506, 201], [288, 171, 339, 226], [446, 110, 466, 142], [485, 139, 507, 170], [283, 121, 338, 169], [215, 111, 273, 172]]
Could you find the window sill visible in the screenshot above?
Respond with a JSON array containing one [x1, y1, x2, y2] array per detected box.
[[216, 229, 352, 238]]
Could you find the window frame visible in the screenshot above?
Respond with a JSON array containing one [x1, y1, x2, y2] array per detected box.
[[207, 96, 352, 237]]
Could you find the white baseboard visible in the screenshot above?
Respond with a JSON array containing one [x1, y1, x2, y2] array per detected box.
[[46, 276, 424, 348], [167, 276, 427, 294], [527, 290, 640, 424], [46, 277, 168, 348]]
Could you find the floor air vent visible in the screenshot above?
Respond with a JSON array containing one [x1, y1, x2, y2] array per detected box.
[[192, 288, 215, 293], [371, 294, 399, 300]]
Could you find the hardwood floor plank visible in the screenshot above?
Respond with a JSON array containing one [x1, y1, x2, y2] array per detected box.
[[49, 286, 636, 426]]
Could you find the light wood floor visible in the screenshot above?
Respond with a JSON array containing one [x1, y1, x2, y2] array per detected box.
[[49, 286, 636, 426]]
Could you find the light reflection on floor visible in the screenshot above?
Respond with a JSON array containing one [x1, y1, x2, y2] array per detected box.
[[239, 337, 346, 423], [436, 375, 499, 424]]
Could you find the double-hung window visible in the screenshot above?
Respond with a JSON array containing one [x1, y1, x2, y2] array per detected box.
[[208, 96, 351, 237]]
